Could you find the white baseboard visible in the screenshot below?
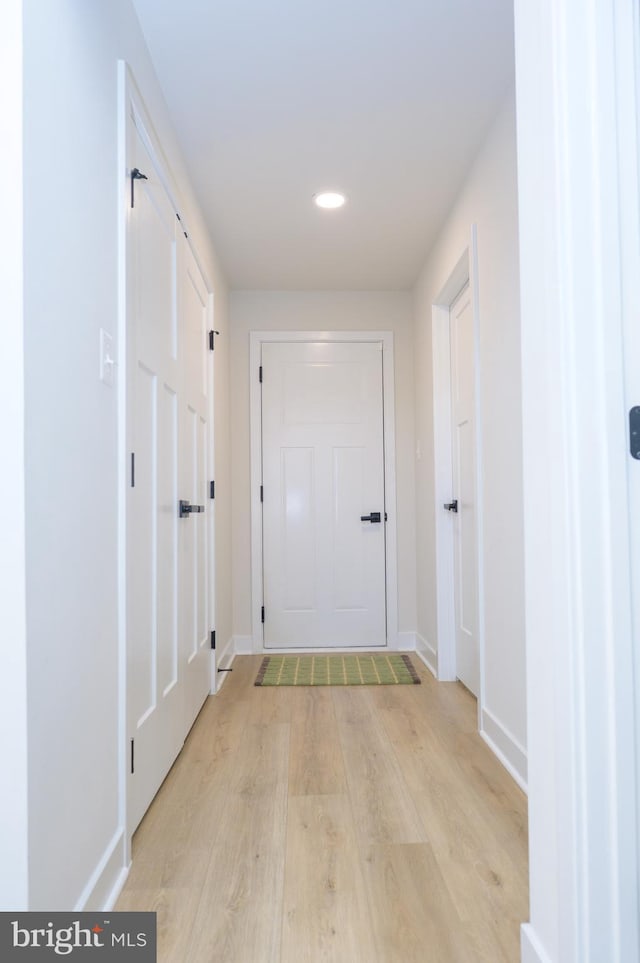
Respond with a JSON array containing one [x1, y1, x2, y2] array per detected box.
[[393, 631, 416, 651], [233, 635, 253, 655], [415, 633, 438, 678], [480, 706, 528, 793], [521, 923, 552, 963], [103, 865, 130, 912], [230, 631, 420, 657], [74, 827, 127, 911], [217, 636, 235, 666]]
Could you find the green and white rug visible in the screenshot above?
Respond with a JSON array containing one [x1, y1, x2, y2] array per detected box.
[[254, 654, 421, 687]]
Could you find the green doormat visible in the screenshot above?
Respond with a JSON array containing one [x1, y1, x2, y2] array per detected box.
[[255, 654, 421, 687]]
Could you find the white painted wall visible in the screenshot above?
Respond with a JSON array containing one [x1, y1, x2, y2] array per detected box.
[[230, 291, 417, 643], [0, 0, 29, 910], [20, 0, 230, 909], [413, 92, 527, 777]]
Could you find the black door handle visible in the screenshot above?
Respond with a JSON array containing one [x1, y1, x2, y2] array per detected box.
[[179, 500, 204, 518], [443, 499, 458, 513], [360, 512, 382, 523]]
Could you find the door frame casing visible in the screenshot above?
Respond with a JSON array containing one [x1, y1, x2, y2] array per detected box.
[[431, 228, 485, 705], [249, 330, 398, 652], [515, 0, 639, 957]]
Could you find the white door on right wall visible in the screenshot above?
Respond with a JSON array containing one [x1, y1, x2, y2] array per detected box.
[[449, 283, 479, 695]]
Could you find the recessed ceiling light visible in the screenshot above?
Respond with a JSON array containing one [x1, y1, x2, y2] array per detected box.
[[314, 191, 347, 210]]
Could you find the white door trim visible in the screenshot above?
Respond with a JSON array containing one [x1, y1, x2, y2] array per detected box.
[[515, 0, 640, 958], [249, 330, 398, 653], [0, 0, 29, 905], [207, 295, 217, 692], [431, 227, 484, 715]]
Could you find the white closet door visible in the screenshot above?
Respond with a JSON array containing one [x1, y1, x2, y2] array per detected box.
[[127, 120, 183, 831], [126, 110, 213, 831]]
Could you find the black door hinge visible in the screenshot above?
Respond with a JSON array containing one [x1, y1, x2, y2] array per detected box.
[[261, 605, 265, 623], [130, 738, 135, 775], [260, 484, 263, 503], [259, 365, 263, 383], [176, 212, 188, 238], [210, 630, 216, 650], [131, 452, 135, 488], [630, 407, 640, 459], [130, 167, 148, 208], [210, 480, 215, 499], [209, 329, 220, 351]]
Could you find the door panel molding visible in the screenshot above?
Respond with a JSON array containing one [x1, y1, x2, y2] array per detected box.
[[249, 331, 398, 653]]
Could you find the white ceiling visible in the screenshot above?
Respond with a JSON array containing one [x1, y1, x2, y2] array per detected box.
[[131, 0, 515, 290]]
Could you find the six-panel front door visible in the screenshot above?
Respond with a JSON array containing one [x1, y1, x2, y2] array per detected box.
[[261, 341, 387, 647]]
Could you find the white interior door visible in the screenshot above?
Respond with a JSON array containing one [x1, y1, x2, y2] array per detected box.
[[449, 285, 479, 694], [127, 120, 183, 830], [126, 112, 213, 831], [261, 341, 386, 648], [179, 237, 212, 730]]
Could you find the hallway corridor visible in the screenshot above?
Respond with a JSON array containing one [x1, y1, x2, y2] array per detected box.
[[117, 656, 528, 961]]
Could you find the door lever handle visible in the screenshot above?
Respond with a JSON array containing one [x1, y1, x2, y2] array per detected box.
[[179, 500, 205, 518], [443, 499, 458, 513], [360, 511, 382, 523]]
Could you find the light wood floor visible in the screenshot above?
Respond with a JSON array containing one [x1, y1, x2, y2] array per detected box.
[[117, 655, 528, 962]]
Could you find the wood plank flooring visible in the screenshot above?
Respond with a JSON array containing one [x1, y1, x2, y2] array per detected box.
[[117, 655, 528, 962]]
